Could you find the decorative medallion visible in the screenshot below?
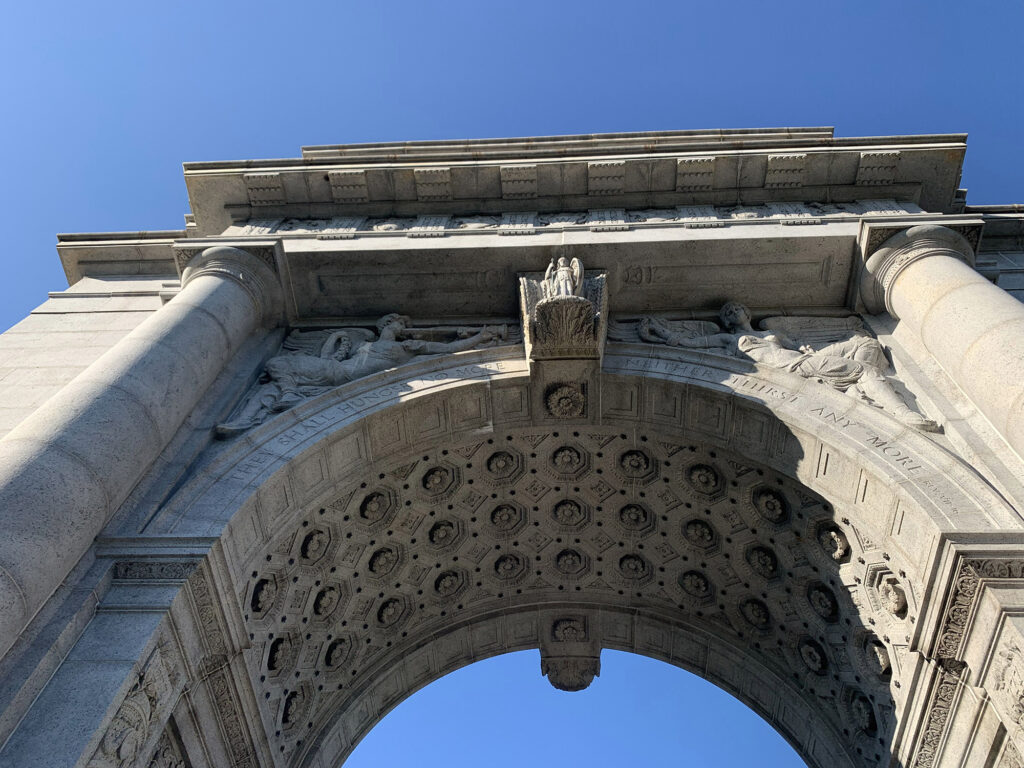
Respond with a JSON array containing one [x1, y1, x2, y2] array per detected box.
[[552, 618, 587, 642], [312, 587, 341, 617], [324, 636, 352, 668], [798, 637, 829, 674], [850, 693, 878, 735], [866, 637, 892, 677], [300, 529, 330, 562], [359, 490, 394, 524], [686, 463, 723, 496], [425, 520, 458, 548], [494, 553, 526, 582], [618, 503, 653, 533], [619, 554, 650, 581], [368, 546, 400, 576], [683, 519, 717, 548], [807, 583, 840, 622], [746, 546, 778, 579], [281, 689, 306, 727], [740, 598, 772, 630], [376, 598, 405, 627], [555, 548, 588, 577], [817, 525, 850, 561], [545, 383, 586, 419], [485, 450, 522, 483], [551, 446, 584, 475], [618, 450, 656, 482], [752, 487, 789, 524], [880, 578, 908, 617], [552, 499, 588, 529], [490, 503, 526, 534], [250, 577, 277, 615], [266, 636, 297, 673], [433, 570, 464, 598], [421, 466, 456, 496], [680, 570, 712, 598]]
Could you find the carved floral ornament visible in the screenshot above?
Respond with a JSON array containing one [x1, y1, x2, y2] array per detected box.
[[238, 430, 916, 761], [545, 383, 586, 419]]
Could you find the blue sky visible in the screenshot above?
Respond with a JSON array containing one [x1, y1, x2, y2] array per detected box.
[[1, 0, 1022, 337], [1, 1, 1021, 764]]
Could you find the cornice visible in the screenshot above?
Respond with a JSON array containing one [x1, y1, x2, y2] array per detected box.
[[182, 131, 968, 236]]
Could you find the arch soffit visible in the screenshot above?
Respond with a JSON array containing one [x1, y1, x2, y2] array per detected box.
[[233, 439, 881, 768]]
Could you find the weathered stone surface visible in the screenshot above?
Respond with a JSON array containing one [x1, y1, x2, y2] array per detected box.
[[3, 128, 1024, 768]]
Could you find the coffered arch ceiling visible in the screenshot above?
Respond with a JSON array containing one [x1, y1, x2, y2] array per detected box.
[[245, 429, 897, 768], [154, 346, 1022, 768]]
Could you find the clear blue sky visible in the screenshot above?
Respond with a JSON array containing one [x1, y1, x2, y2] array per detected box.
[[2, 1, 1021, 764]]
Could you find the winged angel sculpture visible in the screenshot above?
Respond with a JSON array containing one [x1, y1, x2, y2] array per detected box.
[[611, 303, 938, 431], [216, 314, 507, 436], [544, 256, 584, 298]]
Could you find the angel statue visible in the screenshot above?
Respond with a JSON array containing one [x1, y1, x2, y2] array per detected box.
[[216, 314, 504, 436], [544, 256, 584, 298], [629, 303, 939, 432]]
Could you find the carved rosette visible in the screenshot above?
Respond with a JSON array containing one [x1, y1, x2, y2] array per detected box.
[[745, 546, 778, 580], [740, 598, 772, 630], [685, 463, 723, 497], [545, 383, 586, 419], [489, 502, 527, 535], [493, 552, 527, 584], [683, 518, 718, 549]]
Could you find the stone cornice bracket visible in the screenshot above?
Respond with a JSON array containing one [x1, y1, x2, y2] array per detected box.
[[860, 223, 978, 317], [181, 245, 285, 329]]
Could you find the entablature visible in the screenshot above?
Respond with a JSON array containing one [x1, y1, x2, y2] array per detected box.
[[181, 129, 968, 236]]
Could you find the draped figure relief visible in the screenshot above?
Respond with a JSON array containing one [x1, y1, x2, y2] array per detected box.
[[612, 302, 939, 431], [216, 314, 510, 435]]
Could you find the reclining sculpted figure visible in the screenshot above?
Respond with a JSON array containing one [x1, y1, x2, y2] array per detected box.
[[637, 303, 939, 432], [216, 313, 503, 436]]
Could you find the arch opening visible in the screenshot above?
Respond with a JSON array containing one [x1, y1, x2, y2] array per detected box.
[[342, 648, 805, 768]]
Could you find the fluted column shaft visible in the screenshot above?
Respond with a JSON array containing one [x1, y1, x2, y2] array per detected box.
[[863, 224, 1024, 458], [0, 247, 281, 661]]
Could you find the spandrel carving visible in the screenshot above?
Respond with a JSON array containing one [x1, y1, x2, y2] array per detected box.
[[216, 314, 512, 436], [617, 303, 939, 431]]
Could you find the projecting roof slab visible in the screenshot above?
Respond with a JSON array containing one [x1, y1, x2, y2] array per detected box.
[[180, 128, 968, 235]]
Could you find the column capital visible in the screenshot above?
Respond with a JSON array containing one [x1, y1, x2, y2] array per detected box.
[[860, 224, 976, 317], [182, 245, 284, 328]]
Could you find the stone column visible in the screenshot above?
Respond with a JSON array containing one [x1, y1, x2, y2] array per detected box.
[[862, 224, 1024, 458], [0, 246, 281, 661]]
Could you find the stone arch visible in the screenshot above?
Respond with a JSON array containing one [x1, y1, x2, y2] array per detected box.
[[147, 344, 1021, 768]]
